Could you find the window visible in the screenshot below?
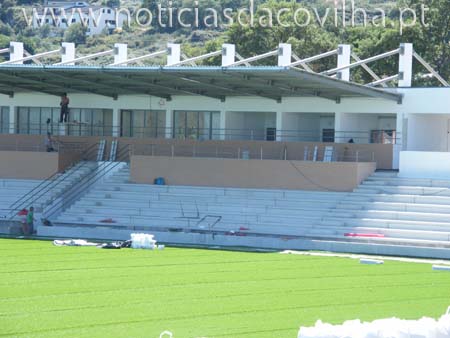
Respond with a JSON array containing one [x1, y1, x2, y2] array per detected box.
[[120, 110, 166, 138], [107, 9, 111, 14], [0, 107, 9, 134], [173, 111, 220, 140], [67, 108, 113, 136], [71, 18, 76, 23], [16, 107, 60, 135], [14, 107, 112, 136]]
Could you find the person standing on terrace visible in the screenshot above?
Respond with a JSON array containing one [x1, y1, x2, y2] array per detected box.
[[59, 93, 70, 123]]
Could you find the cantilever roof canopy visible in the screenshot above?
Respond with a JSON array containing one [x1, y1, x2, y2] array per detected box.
[[0, 65, 402, 102]]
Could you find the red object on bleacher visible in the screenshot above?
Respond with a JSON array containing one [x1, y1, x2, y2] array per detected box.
[[17, 209, 28, 216], [345, 233, 385, 238]]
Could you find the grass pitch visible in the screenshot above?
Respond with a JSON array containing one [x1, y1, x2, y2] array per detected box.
[[1, 239, 450, 338]]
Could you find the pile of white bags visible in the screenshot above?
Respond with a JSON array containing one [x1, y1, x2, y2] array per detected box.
[[130, 233, 163, 250], [298, 314, 450, 338]]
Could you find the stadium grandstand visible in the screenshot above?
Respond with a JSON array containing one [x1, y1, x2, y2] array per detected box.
[[1, 40, 450, 260]]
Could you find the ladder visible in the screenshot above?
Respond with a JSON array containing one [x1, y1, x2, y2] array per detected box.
[[96, 140, 106, 161], [109, 140, 118, 162]]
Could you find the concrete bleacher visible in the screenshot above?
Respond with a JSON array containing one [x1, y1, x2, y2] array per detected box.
[[0, 179, 42, 217], [34, 166, 450, 258], [0, 162, 98, 223]]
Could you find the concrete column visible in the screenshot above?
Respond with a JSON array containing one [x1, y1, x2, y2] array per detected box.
[[334, 112, 344, 143], [278, 43, 292, 66], [8, 105, 15, 134], [276, 111, 283, 141], [219, 109, 226, 140], [165, 109, 173, 139], [221, 44, 235, 66], [61, 42, 75, 65], [112, 107, 120, 137], [398, 43, 413, 87], [392, 112, 405, 170], [167, 44, 181, 66], [337, 44, 351, 81], [114, 43, 127, 65], [9, 42, 24, 64]]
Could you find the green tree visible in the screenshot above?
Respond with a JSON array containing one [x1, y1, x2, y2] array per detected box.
[[64, 23, 87, 44]]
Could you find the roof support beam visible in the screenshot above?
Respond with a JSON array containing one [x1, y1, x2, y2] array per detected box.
[[291, 53, 314, 72], [289, 67, 401, 102], [54, 49, 114, 66], [352, 52, 387, 88], [288, 49, 338, 68], [226, 50, 278, 67], [169, 50, 222, 67], [323, 48, 400, 75], [1, 48, 60, 65], [110, 50, 166, 66], [413, 51, 449, 87], [367, 74, 399, 87]]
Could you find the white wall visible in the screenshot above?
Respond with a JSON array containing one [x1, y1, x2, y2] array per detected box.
[[1, 87, 449, 150], [225, 111, 276, 140], [407, 114, 449, 152], [281, 113, 334, 141]]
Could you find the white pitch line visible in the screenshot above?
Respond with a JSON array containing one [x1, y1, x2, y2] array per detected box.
[[280, 250, 450, 266]]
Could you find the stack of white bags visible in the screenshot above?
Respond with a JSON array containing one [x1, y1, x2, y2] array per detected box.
[[298, 314, 450, 338], [130, 233, 164, 250]]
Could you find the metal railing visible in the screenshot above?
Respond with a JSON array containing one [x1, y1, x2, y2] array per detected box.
[[43, 144, 131, 221], [131, 143, 377, 163], [5, 143, 99, 219], [0, 122, 400, 144]]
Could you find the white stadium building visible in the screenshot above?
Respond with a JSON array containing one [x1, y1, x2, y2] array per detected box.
[[1, 40, 450, 259]]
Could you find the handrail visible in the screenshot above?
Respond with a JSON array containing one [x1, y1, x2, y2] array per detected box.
[[44, 145, 130, 220], [6, 143, 99, 219]]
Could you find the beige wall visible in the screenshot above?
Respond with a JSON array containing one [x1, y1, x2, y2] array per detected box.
[[131, 156, 376, 192], [0, 151, 59, 179], [0, 134, 394, 169]]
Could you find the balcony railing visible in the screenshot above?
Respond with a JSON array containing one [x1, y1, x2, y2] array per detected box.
[[0, 123, 400, 145]]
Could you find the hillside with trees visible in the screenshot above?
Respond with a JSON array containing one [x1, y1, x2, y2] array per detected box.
[[0, 0, 448, 85]]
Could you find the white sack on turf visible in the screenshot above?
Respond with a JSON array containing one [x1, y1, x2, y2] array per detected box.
[[130, 233, 157, 250], [298, 314, 450, 338]]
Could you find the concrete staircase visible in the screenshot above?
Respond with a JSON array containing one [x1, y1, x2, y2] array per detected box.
[[37, 170, 450, 259]]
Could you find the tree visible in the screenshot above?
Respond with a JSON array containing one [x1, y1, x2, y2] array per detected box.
[[64, 23, 87, 44]]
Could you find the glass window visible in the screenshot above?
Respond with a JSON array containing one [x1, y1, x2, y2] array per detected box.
[[132, 110, 145, 138], [17, 107, 29, 134], [173, 111, 219, 140], [121, 110, 165, 138], [173, 111, 186, 139], [28, 107, 41, 135], [211, 112, 220, 140], [0, 107, 10, 134], [121, 110, 132, 137]]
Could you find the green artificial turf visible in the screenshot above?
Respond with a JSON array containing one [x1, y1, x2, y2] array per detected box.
[[1, 239, 450, 338]]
